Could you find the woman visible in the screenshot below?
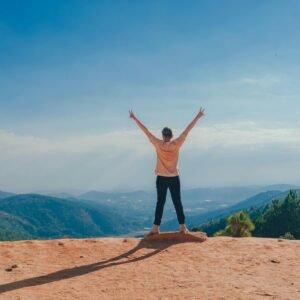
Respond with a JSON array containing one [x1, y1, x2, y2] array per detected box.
[[129, 107, 205, 236]]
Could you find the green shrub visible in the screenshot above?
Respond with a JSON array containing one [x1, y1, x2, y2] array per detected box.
[[214, 211, 255, 237], [279, 232, 295, 240]]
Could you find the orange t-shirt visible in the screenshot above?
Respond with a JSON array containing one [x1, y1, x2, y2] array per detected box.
[[147, 133, 187, 177]]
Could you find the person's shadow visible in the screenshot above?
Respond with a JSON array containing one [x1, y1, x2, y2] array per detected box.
[[0, 237, 199, 294]]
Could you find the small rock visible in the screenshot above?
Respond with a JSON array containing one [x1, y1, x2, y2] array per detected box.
[[11, 264, 18, 269], [58, 242, 64, 246], [5, 268, 13, 272], [80, 255, 84, 258], [270, 259, 280, 264]]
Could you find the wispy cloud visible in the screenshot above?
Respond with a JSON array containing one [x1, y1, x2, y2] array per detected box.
[[232, 75, 282, 88], [188, 121, 300, 150], [1, 121, 298, 154], [0, 121, 299, 192]]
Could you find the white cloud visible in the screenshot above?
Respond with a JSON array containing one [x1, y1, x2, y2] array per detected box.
[[0, 121, 299, 192], [0, 129, 147, 155], [186, 121, 300, 150], [1, 121, 299, 154]]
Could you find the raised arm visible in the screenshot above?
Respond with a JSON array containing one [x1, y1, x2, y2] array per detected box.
[[180, 107, 205, 138], [129, 110, 156, 143]]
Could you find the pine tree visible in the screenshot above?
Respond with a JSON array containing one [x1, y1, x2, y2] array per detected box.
[[215, 211, 255, 237]]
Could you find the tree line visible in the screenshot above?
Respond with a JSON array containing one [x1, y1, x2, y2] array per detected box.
[[192, 190, 300, 239]]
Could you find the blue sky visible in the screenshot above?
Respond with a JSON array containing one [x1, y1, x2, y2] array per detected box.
[[0, 1, 300, 192]]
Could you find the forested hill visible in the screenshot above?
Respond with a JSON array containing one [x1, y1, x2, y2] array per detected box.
[[192, 190, 300, 239], [162, 189, 285, 230], [0, 194, 136, 241]]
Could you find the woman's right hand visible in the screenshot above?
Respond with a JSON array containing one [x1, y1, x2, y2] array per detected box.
[[198, 107, 205, 117]]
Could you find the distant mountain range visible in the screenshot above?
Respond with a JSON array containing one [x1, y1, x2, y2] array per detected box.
[[0, 184, 299, 240], [0, 191, 15, 200], [77, 184, 300, 221]]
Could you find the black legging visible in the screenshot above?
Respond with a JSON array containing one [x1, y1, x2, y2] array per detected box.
[[154, 175, 185, 225]]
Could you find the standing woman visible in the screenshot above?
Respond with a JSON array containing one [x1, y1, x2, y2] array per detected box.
[[129, 108, 205, 236]]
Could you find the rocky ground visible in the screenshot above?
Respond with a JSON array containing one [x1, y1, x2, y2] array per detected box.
[[0, 233, 299, 299]]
